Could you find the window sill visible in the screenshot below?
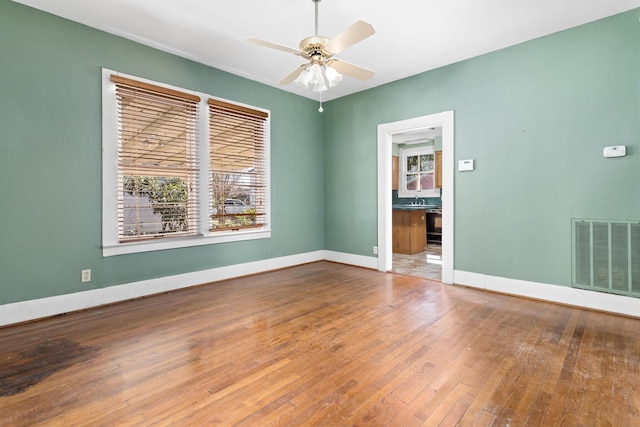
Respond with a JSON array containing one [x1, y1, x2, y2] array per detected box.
[[103, 228, 271, 257], [397, 190, 440, 198]]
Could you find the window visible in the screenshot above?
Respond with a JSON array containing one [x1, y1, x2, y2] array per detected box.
[[102, 69, 270, 256], [209, 99, 267, 231], [397, 145, 439, 198], [112, 75, 200, 241]]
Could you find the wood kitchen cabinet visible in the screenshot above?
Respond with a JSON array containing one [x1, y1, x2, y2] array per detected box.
[[392, 209, 426, 255], [392, 155, 399, 190], [435, 150, 442, 189]]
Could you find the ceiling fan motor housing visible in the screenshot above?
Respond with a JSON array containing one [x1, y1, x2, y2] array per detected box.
[[299, 36, 333, 61]]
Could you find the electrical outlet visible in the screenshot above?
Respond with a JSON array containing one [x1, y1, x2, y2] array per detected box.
[[81, 269, 91, 283], [373, 246, 378, 255]]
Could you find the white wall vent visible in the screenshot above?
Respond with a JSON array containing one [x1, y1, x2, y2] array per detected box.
[[572, 218, 640, 297]]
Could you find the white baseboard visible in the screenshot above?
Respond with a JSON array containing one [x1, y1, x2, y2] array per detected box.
[[0, 251, 325, 327], [454, 270, 640, 318], [4, 256, 637, 327], [322, 250, 378, 270]]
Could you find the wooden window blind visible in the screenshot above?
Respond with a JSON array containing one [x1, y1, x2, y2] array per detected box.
[[112, 75, 200, 242], [209, 99, 267, 231]]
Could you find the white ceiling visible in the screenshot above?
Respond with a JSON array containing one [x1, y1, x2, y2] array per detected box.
[[13, 0, 640, 102]]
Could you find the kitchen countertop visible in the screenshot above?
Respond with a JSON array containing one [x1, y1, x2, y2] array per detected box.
[[392, 204, 442, 214]]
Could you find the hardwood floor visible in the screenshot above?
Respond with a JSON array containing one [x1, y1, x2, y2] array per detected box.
[[1, 261, 639, 426]]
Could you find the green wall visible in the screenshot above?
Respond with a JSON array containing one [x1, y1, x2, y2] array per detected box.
[[0, 0, 324, 304], [2, 0, 639, 307], [324, 9, 640, 287]]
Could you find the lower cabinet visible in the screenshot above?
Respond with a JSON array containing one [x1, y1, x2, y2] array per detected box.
[[426, 212, 442, 244], [392, 210, 426, 255]]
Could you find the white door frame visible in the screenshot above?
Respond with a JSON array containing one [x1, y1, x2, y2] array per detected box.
[[377, 111, 455, 284]]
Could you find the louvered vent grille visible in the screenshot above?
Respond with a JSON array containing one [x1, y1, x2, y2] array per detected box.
[[572, 218, 640, 297]]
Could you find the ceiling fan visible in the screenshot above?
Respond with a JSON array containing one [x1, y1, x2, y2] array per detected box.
[[246, 0, 375, 94]]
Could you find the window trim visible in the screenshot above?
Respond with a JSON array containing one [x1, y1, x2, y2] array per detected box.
[[102, 68, 271, 257]]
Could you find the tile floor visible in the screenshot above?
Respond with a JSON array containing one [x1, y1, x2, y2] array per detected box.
[[392, 243, 442, 281]]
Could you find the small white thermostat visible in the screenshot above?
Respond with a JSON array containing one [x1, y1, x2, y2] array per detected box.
[[603, 145, 626, 158], [458, 159, 474, 171]]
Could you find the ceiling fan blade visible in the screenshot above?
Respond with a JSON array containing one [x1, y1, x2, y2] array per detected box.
[[246, 38, 301, 56], [329, 59, 374, 81], [325, 20, 375, 55], [279, 64, 307, 85]]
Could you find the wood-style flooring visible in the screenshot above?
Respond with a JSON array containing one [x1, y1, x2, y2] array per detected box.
[[1, 261, 639, 426]]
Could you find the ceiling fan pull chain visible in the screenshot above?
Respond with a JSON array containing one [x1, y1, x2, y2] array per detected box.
[[319, 91, 324, 113]]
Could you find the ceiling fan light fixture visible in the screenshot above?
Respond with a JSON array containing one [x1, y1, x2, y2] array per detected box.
[[324, 65, 342, 87], [306, 63, 327, 92], [294, 62, 342, 93], [294, 68, 311, 89]]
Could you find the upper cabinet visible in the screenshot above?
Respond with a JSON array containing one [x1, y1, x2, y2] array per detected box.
[[435, 150, 442, 189], [392, 156, 399, 191], [397, 145, 440, 198]]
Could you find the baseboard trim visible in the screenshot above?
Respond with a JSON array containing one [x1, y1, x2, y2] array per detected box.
[[322, 250, 378, 269], [454, 270, 640, 318], [5, 257, 636, 327], [0, 251, 325, 327]]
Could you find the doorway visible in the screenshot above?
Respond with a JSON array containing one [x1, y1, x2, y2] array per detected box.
[[376, 111, 454, 284], [391, 125, 443, 280]]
